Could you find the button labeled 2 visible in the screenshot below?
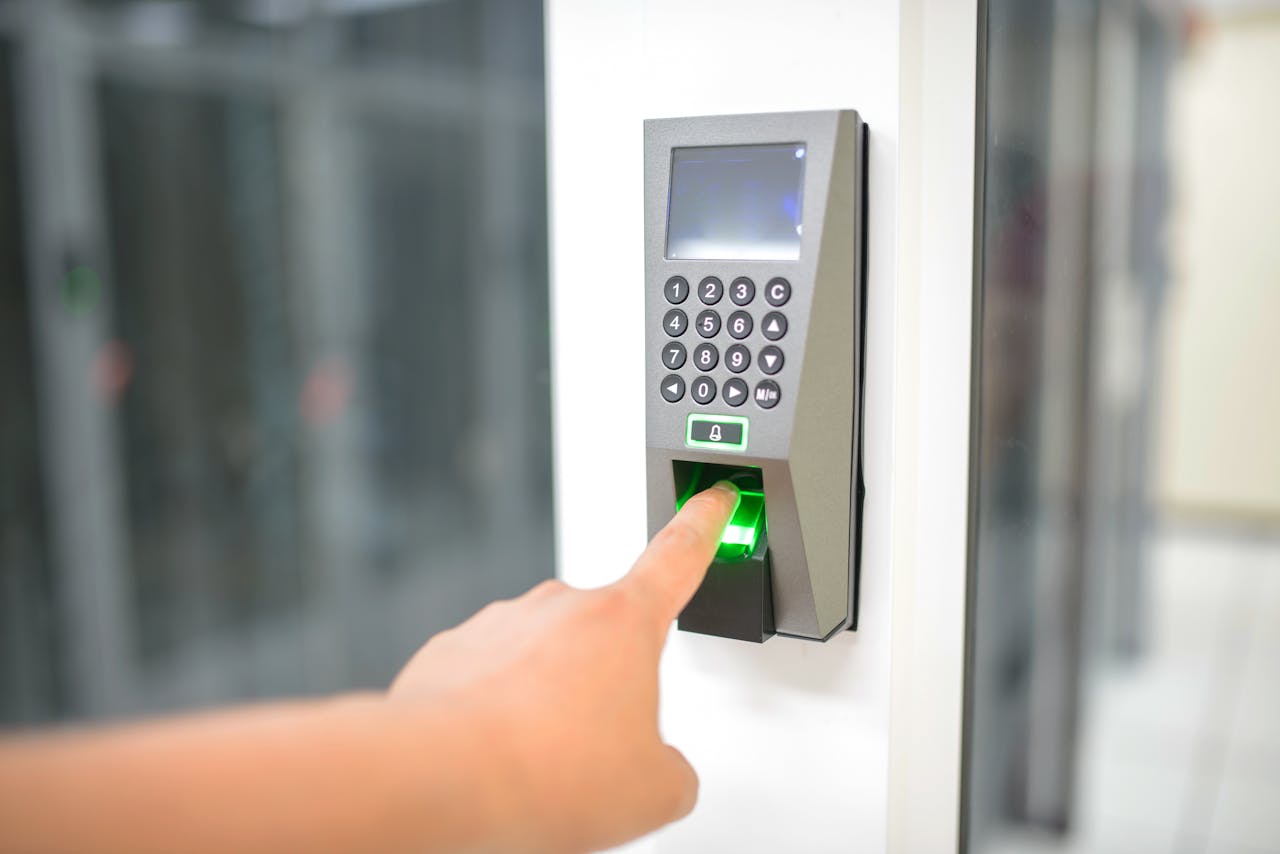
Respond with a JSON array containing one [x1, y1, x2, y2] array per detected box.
[[685, 414, 749, 452]]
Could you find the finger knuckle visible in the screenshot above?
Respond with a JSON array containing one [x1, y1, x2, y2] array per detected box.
[[531, 578, 568, 597], [473, 598, 511, 621], [591, 585, 632, 619], [653, 518, 700, 552]]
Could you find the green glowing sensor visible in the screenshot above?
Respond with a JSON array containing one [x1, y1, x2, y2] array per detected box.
[[676, 468, 767, 561]]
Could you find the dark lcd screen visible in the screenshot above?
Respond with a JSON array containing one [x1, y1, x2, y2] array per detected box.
[[665, 143, 806, 260]]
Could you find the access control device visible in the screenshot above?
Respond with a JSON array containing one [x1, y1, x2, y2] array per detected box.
[[644, 110, 867, 643]]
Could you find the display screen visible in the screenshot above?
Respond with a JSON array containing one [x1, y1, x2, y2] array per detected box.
[[665, 143, 806, 260]]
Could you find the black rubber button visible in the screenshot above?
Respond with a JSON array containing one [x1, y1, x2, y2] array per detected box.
[[753, 380, 781, 409], [660, 374, 685, 403], [765, 277, 791, 306], [723, 378, 749, 407], [698, 277, 724, 305], [663, 308, 688, 337], [761, 311, 787, 341], [695, 309, 721, 338], [664, 276, 689, 304], [693, 343, 719, 371], [725, 343, 751, 373], [691, 375, 717, 405], [730, 277, 756, 306], [726, 310, 753, 340], [758, 345, 784, 375], [661, 342, 686, 370]]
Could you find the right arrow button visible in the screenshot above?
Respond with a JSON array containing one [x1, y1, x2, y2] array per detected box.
[[723, 378, 749, 407]]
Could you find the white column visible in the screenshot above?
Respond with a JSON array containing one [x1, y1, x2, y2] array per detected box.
[[888, 1, 979, 850]]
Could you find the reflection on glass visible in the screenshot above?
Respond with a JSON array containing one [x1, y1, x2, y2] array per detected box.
[[0, 0, 551, 722], [0, 40, 59, 725]]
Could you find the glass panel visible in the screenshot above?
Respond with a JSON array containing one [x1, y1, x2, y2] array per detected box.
[[0, 0, 551, 722], [96, 81, 303, 663], [339, 0, 545, 78], [966, 2, 1280, 853], [0, 40, 60, 725], [966, 0, 1093, 838]]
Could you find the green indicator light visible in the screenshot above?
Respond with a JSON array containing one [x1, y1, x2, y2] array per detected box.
[[717, 488, 766, 560], [676, 467, 766, 561], [685, 413, 749, 452]]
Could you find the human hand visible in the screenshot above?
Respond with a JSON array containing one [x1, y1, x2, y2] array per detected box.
[[389, 480, 739, 853]]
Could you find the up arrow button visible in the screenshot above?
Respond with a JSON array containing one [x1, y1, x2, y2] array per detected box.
[[762, 312, 788, 341]]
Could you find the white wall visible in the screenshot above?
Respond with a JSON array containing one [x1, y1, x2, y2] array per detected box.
[[1155, 12, 1280, 524], [546, 2, 975, 850]]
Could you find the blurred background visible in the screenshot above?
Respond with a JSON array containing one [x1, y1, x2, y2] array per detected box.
[[967, 1, 1280, 852], [0, 1, 1277, 853], [0, 0, 553, 720]]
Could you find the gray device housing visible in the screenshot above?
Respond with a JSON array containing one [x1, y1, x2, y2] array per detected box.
[[644, 110, 866, 641]]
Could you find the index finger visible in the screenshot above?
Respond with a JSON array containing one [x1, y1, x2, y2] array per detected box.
[[618, 481, 739, 629]]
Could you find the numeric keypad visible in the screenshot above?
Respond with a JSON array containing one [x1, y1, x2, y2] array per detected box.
[[655, 272, 791, 411]]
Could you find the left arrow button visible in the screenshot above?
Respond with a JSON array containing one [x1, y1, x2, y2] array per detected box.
[[660, 374, 685, 403]]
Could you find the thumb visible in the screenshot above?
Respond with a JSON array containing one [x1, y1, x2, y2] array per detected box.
[[648, 744, 699, 826]]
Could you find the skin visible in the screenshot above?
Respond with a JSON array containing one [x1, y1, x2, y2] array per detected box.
[[0, 481, 739, 854]]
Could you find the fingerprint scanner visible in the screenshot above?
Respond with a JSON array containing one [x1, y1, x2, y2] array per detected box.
[[674, 463, 766, 561]]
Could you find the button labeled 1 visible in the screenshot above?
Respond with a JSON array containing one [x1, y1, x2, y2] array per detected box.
[[664, 276, 689, 304]]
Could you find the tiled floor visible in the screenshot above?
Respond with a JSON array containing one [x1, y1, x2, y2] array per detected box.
[[989, 525, 1280, 854]]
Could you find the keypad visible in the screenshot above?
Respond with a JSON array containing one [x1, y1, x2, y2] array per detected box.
[[656, 272, 791, 411]]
